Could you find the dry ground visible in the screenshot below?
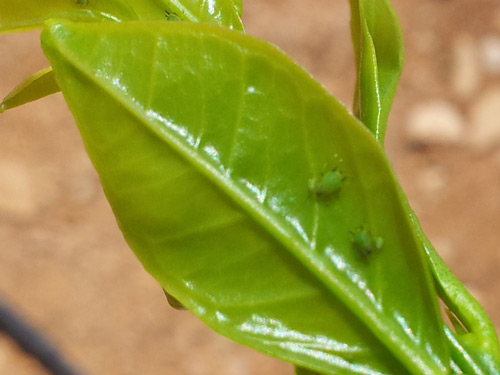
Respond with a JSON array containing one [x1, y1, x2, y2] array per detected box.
[[0, 1, 499, 374]]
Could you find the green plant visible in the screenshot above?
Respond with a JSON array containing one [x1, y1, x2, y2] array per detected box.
[[1, 1, 499, 374]]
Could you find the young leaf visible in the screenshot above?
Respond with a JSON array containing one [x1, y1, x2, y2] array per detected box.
[[0, 0, 243, 112], [0, 68, 59, 113], [164, 0, 243, 30], [349, 0, 404, 143], [42, 20, 449, 374], [0, 0, 243, 34], [0, 0, 140, 33]]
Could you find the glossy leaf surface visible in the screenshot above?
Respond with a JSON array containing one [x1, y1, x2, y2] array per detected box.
[[0, 68, 59, 113], [42, 21, 449, 374], [349, 0, 404, 143], [0, 0, 242, 33]]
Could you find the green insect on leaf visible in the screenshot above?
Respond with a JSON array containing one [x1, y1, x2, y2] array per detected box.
[[349, 0, 500, 372], [165, 9, 181, 21], [0, 0, 498, 373], [351, 228, 383, 260], [42, 20, 450, 374], [309, 169, 343, 199]]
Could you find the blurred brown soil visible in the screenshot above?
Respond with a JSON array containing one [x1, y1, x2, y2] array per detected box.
[[0, 1, 499, 374]]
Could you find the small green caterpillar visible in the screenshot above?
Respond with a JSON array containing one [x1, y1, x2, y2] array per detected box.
[[76, 0, 88, 5], [351, 228, 383, 260]]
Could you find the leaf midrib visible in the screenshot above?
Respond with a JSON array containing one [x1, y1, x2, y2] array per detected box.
[[48, 23, 442, 375]]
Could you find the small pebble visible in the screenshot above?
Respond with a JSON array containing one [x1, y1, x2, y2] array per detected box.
[[407, 101, 464, 145], [481, 35, 500, 74], [418, 167, 447, 197], [0, 162, 36, 219], [469, 87, 500, 151], [452, 35, 480, 98]]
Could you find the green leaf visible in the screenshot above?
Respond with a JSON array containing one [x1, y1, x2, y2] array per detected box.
[[295, 366, 322, 375], [0, 0, 242, 110], [408, 211, 500, 374], [348, 1, 500, 371], [0, 0, 140, 33], [0, 68, 59, 113], [163, 0, 243, 30], [42, 20, 449, 374], [232, 0, 242, 16], [349, 0, 404, 143], [0, 0, 243, 34]]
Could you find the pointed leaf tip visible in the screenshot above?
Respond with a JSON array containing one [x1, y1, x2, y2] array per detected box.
[[0, 68, 59, 112]]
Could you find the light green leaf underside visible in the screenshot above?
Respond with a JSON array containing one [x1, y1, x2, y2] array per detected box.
[[0, 0, 243, 34], [42, 20, 448, 374], [349, 0, 404, 143], [0, 67, 59, 113]]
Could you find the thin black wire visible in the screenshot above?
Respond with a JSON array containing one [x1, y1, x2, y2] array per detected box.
[[0, 298, 84, 375]]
